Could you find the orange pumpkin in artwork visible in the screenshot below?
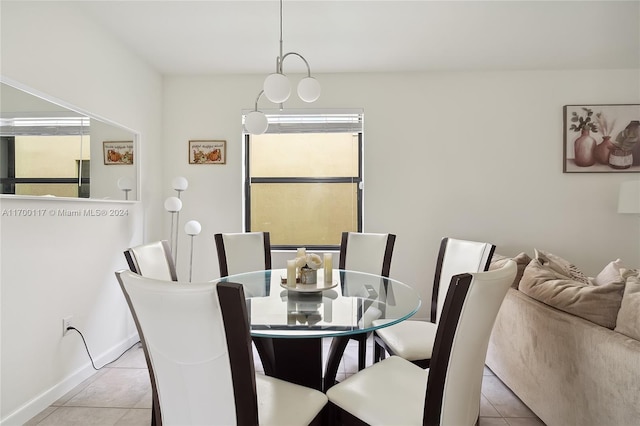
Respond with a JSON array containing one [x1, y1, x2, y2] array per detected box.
[[108, 150, 122, 163], [208, 149, 220, 162]]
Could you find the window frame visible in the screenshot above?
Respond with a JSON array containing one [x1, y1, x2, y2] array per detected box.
[[0, 136, 91, 197], [243, 110, 364, 251]]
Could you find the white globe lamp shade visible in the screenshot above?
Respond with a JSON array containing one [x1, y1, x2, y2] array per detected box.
[[297, 77, 321, 103], [172, 176, 189, 192], [117, 177, 133, 191], [245, 111, 269, 135], [263, 73, 291, 103], [184, 220, 202, 236], [164, 196, 182, 213]]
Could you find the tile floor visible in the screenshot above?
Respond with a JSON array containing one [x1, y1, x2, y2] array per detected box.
[[26, 338, 545, 425]]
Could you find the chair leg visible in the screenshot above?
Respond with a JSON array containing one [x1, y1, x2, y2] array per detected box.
[[373, 340, 385, 363], [358, 339, 366, 370]]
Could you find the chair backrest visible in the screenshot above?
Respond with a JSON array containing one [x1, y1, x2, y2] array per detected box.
[[339, 232, 396, 277], [423, 260, 516, 426], [115, 270, 259, 425], [214, 232, 271, 277], [124, 240, 177, 281], [431, 237, 495, 323]]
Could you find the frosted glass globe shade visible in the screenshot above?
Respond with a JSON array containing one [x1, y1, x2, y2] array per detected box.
[[297, 77, 321, 103], [184, 220, 202, 236], [245, 111, 269, 135], [164, 196, 182, 213], [172, 176, 188, 191], [263, 73, 291, 103], [117, 177, 133, 191]]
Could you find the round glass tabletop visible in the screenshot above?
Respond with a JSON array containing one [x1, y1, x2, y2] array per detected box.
[[216, 269, 421, 338]]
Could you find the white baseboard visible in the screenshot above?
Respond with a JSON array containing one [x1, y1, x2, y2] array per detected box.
[[1, 334, 140, 426]]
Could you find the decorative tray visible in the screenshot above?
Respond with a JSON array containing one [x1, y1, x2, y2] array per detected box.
[[280, 279, 338, 293]]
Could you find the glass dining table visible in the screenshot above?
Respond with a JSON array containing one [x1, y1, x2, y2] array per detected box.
[[214, 268, 421, 391]]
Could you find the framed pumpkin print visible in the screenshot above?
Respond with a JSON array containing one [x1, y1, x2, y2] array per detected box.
[[189, 140, 226, 164], [103, 141, 134, 165], [563, 104, 640, 173]]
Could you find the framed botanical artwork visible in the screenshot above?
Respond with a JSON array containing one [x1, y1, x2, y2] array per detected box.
[[103, 141, 134, 165], [189, 140, 226, 164], [563, 104, 640, 173]]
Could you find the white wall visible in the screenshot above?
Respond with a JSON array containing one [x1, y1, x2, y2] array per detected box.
[[1, 2, 163, 424], [164, 70, 640, 318], [89, 119, 138, 201], [1, 0, 639, 423]]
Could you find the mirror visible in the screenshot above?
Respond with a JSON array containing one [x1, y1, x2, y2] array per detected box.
[[0, 81, 139, 201]]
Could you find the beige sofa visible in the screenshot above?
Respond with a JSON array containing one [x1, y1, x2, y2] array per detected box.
[[486, 253, 640, 426]]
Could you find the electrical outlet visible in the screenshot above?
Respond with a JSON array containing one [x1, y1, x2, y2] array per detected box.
[[62, 316, 73, 337]]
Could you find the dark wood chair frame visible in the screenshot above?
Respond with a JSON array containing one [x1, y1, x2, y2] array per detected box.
[[339, 231, 396, 371], [214, 232, 277, 378], [218, 282, 324, 425], [373, 237, 495, 368], [330, 273, 476, 426]]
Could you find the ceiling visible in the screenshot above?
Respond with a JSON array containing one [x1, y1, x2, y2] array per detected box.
[[75, 0, 639, 75]]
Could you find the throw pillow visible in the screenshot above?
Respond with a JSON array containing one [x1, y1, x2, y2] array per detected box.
[[490, 252, 532, 289], [614, 269, 640, 340], [593, 259, 624, 286], [520, 258, 625, 329], [534, 249, 590, 284]]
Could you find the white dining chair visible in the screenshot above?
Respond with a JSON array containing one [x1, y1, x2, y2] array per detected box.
[[339, 231, 396, 370], [214, 232, 271, 277], [214, 231, 276, 376], [374, 237, 495, 367], [115, 270, 328, 425], [326, 260, 516, 426], [124, 240, 177, 281], [123, 240, 177, 425]]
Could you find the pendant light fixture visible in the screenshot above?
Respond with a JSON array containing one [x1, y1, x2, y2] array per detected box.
[[244, 0, 321, 135]]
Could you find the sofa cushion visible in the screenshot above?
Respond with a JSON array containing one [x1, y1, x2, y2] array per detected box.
[[615, 269, 640, 340], [520, 257, 625, 329], [593, 259, 624, 286], [490, 252, 531, 289], [534, 249, 590, 284]]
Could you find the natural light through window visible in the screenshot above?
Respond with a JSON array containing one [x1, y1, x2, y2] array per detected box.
[[244, 110, 363, 249]]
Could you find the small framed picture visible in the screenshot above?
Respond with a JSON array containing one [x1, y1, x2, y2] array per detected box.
[[103, 141, 134, 165], [563, 104, 640, 173], [189, 140, 226, 164]]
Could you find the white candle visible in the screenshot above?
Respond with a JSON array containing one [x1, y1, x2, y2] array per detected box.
[[297, 247, 306, 258], [287, 259, 297, 285], [324, 253, 333, 283]]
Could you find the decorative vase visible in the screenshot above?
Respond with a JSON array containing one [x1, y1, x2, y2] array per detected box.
[[594, 136, 615, 165], [633, 139, 640, 166], [609, 148, 633, 170], [299, 267, 317, 284], [574, 129, 596, 167], [619, 120, 640, 166]]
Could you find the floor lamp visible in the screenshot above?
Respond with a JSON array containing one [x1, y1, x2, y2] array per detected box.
[[171, 177, 189, 268], [117, 177, 133, 200], [164, 196, 182, 265], [184, 220, 202, 282]]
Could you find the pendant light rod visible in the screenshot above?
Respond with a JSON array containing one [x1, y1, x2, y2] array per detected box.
[[245, 0, 322, 135], [282, 52, 312, 77], [275, 0, 311, 77], [254, 90, 265, 111], [278, 0, 284, 73]]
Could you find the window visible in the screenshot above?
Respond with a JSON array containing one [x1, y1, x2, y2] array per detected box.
[[244, 110, 363, 250], [1, 116, 91, 197]]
